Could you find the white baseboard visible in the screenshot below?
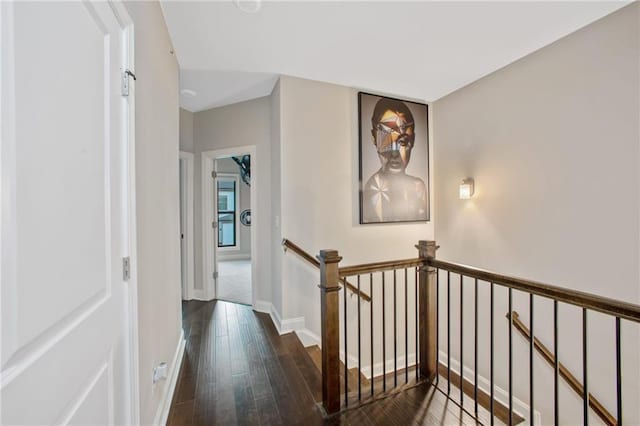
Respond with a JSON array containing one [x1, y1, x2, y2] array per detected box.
[[295, 328, 320, 347], [153, 330, 186, 426], [190, 288, 213, 301], [254, 300, 319, 348], [253, 300, 271, 314], [354, 353, 417, 380], [439, 350, 541, 426], [218, 253, 251, 261]]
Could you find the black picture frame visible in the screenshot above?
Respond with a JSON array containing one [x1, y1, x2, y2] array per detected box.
[[358, 92, 430, 224]]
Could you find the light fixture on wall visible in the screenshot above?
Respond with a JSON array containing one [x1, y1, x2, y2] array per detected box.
[[459, 178, 474, 199]]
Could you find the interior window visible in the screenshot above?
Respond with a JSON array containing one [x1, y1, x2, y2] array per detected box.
[[217, 179, 236, 247]]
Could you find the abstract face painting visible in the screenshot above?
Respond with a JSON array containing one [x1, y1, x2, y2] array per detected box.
[[359, 93, 429, 224]]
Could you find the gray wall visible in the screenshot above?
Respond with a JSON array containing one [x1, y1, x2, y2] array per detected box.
[[215, 157, 251, 260], [124, 1, 182, 424], [193, 96, 272, 302], [179, 108, 194, 152], [433, 4, 639, 423], [278, 75, 434, 340]]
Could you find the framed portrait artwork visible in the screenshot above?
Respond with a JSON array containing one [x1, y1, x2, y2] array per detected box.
[[358, 92, 430, 224]]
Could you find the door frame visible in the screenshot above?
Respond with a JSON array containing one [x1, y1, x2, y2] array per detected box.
[[201, 146, 257, 306], [108, 2, 140, 424], [179, 151, 195, 300]]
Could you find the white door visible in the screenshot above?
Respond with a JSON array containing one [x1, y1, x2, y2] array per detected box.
[[1, 2, 134, 425]]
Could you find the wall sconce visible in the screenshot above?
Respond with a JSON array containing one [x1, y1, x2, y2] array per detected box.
[[459, 178, 474, 199]]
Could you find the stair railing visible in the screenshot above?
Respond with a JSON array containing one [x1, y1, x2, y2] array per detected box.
[[318, 240, 438, 414], [318, 239, 640, 425], [282, 238, 370, 302], [507, 310, 615, 425], [428, 256, 640, 425]]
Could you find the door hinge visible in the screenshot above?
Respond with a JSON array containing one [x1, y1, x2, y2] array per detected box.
[[123, 257, 131, 281], [121, 69, 136, 97], [213, 271, 218, 279], [211, 171, 217, 179], [212, 221, 218, 229]]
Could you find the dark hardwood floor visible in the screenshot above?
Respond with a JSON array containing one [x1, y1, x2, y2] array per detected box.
[[167, 300, 482, 425]]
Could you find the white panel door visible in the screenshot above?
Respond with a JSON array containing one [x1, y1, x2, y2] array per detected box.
[[1, 2, 134, 424]]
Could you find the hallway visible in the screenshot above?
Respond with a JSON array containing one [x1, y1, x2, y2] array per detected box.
[[167, 300, 480, 425]]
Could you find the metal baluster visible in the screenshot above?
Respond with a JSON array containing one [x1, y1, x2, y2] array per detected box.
[[415, 267, 419, 381], [447, 271, 451, 395], [583, 308, 587, 426], [357, 275, 361, 400], [436, 268, 439, 386], [370, 273, 374, 397], [508, 288, 513, 426], [490, 283, 494, 425], [554, 300, 558, 426], [474, 278, 478, 416], [460, 274, 464, 406], [616, 317, 622, 426], [344, 278, 348, 407], [530, 295, 535, 426], [405, 268, 409, 384], [382, 271, 386, 392], [394, 269, 397, 388]]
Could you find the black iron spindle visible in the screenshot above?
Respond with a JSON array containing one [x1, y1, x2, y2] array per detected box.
[[370, 273, 374, 397], [616, 317, 622, 426], [357, 274, 362, 400], [382, 271, 386, 392], [554, 300, 558, 426], [582, 308, 587, 426], [508, 288, 513, 426], [394, 269, 397, 388], [344, 278, 348, 407], [447, 271, 451, 395], [435, 268, 439, 386], [474, 278, 478, 416], [490, 282, 495, 425], [530, 294, 534, 425], [415, 267, 419, 381], [460, 274, 464, 406], [405, 268, 408, 384]]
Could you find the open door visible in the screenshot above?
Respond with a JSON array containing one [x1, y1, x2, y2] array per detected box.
[[1, 2, 135, 424]]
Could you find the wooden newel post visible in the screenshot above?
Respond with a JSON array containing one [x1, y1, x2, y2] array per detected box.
[[417, 240, 438, 382], [318, 249, 342, 414]]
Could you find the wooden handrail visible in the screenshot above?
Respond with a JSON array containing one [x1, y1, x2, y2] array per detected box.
[[508, 311, 616, 426], [429, 259, 640, 323], [338, 257, 427, 277], [282, 239, 371, 302]]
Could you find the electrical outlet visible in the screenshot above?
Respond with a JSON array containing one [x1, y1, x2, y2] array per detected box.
[[152, 362, 168, 384]]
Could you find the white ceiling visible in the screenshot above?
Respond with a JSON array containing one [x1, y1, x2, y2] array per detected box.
[[162, 1, 629, 112]]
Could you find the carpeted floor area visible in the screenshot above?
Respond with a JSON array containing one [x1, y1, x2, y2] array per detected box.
[[217, 259, 252, 305]]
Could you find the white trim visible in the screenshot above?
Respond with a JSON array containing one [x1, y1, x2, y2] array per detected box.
[[202, 146, 257, 306], [253, 300, 319, 347], [438, 350, 541, 426], [253, 300, 272, 314], [295, 329, 321, 348], [190, 289, 210, 302], [218, 253, 251, 261], [214, 172, 240, 252], [152, 331, 186, 426], [107, 3, 139, 424], [179, 151, 195, 301]]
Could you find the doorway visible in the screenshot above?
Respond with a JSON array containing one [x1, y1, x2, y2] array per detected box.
[[202, 146, 257, 306], [179, 152, 195, 300]]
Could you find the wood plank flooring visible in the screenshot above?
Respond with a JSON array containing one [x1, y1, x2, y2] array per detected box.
[[167, 300, 481, 425]]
